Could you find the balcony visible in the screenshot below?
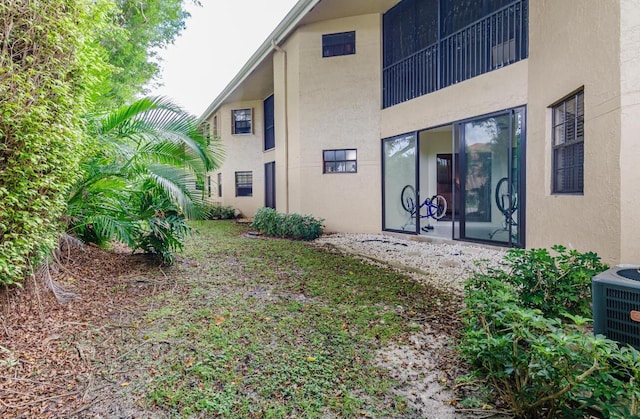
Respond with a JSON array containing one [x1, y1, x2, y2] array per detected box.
[[383, 0, 528, 108]]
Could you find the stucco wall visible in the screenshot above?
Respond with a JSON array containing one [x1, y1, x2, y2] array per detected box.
[[527, 0, 622, 264], [419, 130, 452, 202], [619, 0, 640, 263], [282, 14, 383, 233], [201, 113, 222, 205], [380, 60, 528, 139], [216, 101, 267, 218]]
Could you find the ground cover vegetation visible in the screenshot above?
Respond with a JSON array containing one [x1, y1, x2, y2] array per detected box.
[[461, 246, 640, 418], [0, 221, 463, 417], [0, 0, 207, 285]]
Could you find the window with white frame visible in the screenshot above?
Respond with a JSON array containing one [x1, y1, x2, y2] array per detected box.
[[232, 109, 253, 135], [323, 149, 357, 173], [235, 171, 253, 196], [551, 89, 584, 194]]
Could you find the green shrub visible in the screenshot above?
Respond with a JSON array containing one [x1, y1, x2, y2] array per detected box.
[[205, 205, 236, 220], [0, 0, 111, 285], [490, 245, 608, 318], [461, 256, 639, 418], [252, 208, 324, 241], [130, 188, 192, 265]]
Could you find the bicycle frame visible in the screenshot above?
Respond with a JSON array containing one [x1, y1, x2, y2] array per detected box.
[[400, 185, 447, 231], [410, 198, 440, 219]]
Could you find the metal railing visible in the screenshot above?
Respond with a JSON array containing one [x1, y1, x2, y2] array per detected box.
[[383, 0, 528, 108]]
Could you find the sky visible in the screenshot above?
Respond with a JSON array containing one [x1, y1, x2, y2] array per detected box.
[[149, 0, 299, 116]]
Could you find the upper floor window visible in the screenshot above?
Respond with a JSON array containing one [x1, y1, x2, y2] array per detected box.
[[235, 171, 253, 197], [322, 31, 356, 58], [212, 115, 218, 137], [323, 149, 357, 173], [232, 109, 253, 135], [200, 121, 211, 145], [264, 95, 275, 150], [551, 89, 584, 194]]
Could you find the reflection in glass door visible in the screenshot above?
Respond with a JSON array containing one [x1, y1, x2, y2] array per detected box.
[[457, 108, 525, 246], [383, 133, 418, 233]]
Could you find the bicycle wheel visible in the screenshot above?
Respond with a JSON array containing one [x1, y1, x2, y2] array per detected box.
[[431, 195, 447, 219], [495, 177, 517, 215], [400, 185, 416, 214]]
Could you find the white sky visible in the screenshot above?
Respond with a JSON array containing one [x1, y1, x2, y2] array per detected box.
[[149, 0, 299, 116]]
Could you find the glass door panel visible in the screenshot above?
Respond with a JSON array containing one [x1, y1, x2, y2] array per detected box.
[[508, 108, 524, 246], [458, 109, 524, 246], [383, 133, 418, 232]]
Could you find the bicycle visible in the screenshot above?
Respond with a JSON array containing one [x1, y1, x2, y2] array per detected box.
[[489, 177, 518, 240], [400, 185, 447, 232]]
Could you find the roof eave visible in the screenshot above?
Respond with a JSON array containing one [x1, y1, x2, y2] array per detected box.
[[200, 0, 321, 120]]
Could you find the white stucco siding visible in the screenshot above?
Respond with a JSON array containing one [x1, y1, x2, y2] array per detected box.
[[288, 14, 383, 232], [527, 0, 622, 264]]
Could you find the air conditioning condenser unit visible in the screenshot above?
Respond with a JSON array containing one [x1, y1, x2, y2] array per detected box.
[[592, 266, 640, 349]]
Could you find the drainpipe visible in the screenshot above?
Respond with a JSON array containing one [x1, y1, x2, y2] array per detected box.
[[271, 40, 289, 213]]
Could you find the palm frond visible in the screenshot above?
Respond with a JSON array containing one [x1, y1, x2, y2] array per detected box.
[[70, 96, 223, 251]]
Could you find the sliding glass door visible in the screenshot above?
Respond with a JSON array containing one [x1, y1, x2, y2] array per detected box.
[[456, 107, 525, 246], [382, 133, 419, 233]]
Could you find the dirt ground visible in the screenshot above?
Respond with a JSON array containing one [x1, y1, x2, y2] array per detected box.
[[0, 238, 504, 418]]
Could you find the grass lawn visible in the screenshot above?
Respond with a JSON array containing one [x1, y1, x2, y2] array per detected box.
[[121, 221, 456, 417], [98, 221, 461, 417], [0, 221, 459, 418]]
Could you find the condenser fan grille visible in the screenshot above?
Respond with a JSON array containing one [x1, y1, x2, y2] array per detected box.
[[603, 287, 640, 349], [592, 267, 640, 350]]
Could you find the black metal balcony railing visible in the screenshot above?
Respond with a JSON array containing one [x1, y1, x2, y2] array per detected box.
[[383, 0, 528, 108]]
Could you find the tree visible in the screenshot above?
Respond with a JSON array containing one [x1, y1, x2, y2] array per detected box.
[[99, 0, 197, 107], [67, 96, 223, 264], [0, 0, 113, 285]]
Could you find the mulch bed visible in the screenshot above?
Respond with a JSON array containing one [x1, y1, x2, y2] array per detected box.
[[0, 244, 169, 418]]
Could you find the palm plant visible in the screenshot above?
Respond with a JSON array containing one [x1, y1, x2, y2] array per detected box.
[[67, 96, 223, 263]]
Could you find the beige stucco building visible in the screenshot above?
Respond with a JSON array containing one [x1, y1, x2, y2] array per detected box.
[[200, 0, 640, 265]]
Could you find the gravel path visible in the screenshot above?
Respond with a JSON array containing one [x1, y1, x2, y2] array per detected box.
[[315, 233, 507, 293]]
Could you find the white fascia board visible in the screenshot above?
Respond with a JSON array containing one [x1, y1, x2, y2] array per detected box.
[[200, 0, 321, 121]]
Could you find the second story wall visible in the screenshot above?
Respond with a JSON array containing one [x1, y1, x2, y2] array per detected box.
[[280, 13, 383, 232], [217, 101, 267, 217]]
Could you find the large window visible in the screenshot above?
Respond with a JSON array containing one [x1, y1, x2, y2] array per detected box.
[[235, 171, 253, 197], [232, 109, 252, 135], [552, 90, 584, 194], [322, 31, 356, 57], [264, 95, 275, 150], [323, 149, 357, 173]]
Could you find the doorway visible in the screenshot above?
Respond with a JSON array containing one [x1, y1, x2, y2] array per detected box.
[[265, 161, 275, 209], [382, 107, 525, 247]]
